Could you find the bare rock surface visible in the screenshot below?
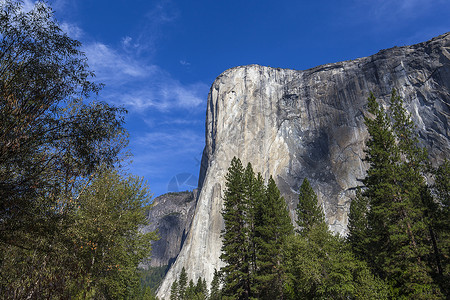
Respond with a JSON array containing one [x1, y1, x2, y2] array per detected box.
[[157, 33, 450, 298], [141, 191, 197, 268]]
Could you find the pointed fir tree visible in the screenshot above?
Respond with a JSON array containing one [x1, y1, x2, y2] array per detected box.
[[170, 279, 179, 300], [350, 91, 444, 298], [432, 160, 450, 294], [296, 178, 326, 236], [253, 176, 294, 299], [220, 157, 250, 299], [185, 279, 196, 299], [210, 269, 222, 300], [285, 181, 390, 299], [241, 162, 258, 298], [194, 277, 208, 300], [178, 267, 188, 300], [347, 187, 370, 260]]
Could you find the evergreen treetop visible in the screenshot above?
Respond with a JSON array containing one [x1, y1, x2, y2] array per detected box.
[[296, 178, 325, 236], [348, 90, 445, 298]]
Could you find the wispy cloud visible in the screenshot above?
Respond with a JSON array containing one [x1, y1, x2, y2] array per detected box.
[[83, 42, 208, 112], [22, 0, 35, 12], [129, 0, 180, 55], [356, 0, 445, 21], [135, 130, 202, 152], [84, 43, 153, 81], [129, 129, 204, 184], [49, 0, 205, 196], [60, 22, 83, 39]]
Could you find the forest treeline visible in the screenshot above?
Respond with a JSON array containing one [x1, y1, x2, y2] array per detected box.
[[0, 1, 158, 299], [170, 90, 449, 300]]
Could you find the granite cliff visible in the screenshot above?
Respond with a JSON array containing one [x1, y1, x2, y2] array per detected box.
[[157, 32, 450, 298], [142, 191, 197, 268]]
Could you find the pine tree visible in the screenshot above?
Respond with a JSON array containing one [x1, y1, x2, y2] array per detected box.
[[241, 163, 258, 298], [185, 279, 196, 299], [253, 176, 294, 299], [210, 269, 222, 300], [350, 91, 443, 298], [170, 280, 179, 300], [285, 180, 389, 299], [296, 178, 325, 235], [178, 267, 188, 300], [347, 187, 370, 260], [432, 160, 450, 294], [194, 277, 208, 300], [220, 157, 250, 299]]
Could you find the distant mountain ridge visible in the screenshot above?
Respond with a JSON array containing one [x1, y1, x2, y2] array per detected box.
[[156, 32, 450, 298]]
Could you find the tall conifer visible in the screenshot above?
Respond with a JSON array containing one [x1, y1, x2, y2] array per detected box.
[[220, 157, 249, 299], [209, 269, 222, 300], [178, 267, 188, 300], [253, 176, 293, 299], [350, 91, 444, 298], [286, 178, 389, 299], [347, 187, 369, 260], [432, 160, 450, 294], [296, 178, 325, 236]]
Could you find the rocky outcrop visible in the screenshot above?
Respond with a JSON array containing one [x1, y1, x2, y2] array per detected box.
[[141, 191, 197, 268], [157, 33, 450, 298]]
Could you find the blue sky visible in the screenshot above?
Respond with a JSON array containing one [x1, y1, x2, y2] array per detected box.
[[35, 0, 450, 197]]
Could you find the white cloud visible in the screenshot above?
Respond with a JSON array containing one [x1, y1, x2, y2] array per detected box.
[[22, 0, 35, 12], [114, 80, 207, 112], [122, 36, 132, 47], [50, 0, 69, 11], [357, 0, 443, 20], [83, 42, 208, 112], [60, 22, 83, 39], [84, 42, 154, 81], [130, 129, 204, 178], [136, 130, 202, 151], [132, 0, 180, 54]]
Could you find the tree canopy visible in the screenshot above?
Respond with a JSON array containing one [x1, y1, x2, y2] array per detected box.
[[347, 91, 447, 298], [0, 1, 157, 298]]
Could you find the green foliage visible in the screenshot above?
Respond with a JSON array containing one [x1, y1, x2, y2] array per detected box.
[[142, 286, 159, 300], [220, 157, 250, 299], [0, 168, 158, 299], [347, 91, 446, 298], [186, 280, 196, 299], [285, 178, 390, 299], [169, 269, 207, 300], [220, 158, 294, 299], [347, 187, 369, 260], [296, 178, 325, 235], [209, 269, 222, 300], [0, 2, 158, 298], [0, 0, 127, 248], [170, 280, 179, 300], [284, 226, 390, 300], [178, 267, 188, 299], [253, 176, 293, 299], [431, 160, 450, 294], [68, 169, 158, 298]]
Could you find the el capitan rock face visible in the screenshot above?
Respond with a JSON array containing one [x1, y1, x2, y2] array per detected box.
[[157, 33, 450, 298]]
